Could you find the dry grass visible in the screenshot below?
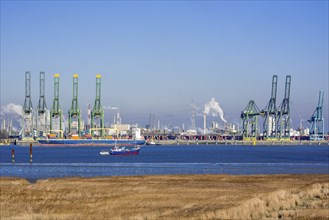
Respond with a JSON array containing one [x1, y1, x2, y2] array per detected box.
[[1, 174, 328, 220]]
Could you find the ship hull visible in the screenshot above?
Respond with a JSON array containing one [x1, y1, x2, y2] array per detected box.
[[110, 148, 140, 156], [38, 139, 145, 146]]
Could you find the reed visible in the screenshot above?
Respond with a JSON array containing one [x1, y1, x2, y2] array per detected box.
[[1, 174, 328, 219]]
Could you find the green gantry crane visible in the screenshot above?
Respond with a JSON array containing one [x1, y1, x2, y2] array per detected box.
[[68, 74, 81, 136], [91, 74, 104, 137], [308, 91, 324, 140], [36, 72, 47, 134], [22, 71, 33, 137], [261, 75, 278, 139], [241, 100, 260, 139], [50, 74, 63, 138], [276, 75, 291, 139]]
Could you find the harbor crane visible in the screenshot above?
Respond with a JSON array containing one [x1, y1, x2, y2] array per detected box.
[[68, 74, 81, 136], [241, 100, 260, 139], [261, 75, 278, 139], [50, 74, 63, 138], [91, 74, 104, 137], [308, 91, 324, 140], [22, 71, 33, 137], [276, 75, 291, 138], [36, 72, 48, 134]]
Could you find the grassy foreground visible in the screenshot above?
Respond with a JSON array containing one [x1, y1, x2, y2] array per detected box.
[[1, 174, 328, 220]]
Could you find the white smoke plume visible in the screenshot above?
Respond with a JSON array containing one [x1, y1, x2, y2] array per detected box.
[[0, 103, 22, 117], [103, 106, 119, 110], [190, 103, 204, 117], [190, 102, 199, 110], [197, 127, 209, 134], [203, 98, 227, 123], [0, 103, 23, 131]]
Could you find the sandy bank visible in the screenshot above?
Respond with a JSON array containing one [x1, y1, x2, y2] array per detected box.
[[1, 174, 328, 219]]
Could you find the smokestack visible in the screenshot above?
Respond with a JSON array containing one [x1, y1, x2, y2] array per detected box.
[[87, 104, 91, 127], [203, 113, 206, 135]]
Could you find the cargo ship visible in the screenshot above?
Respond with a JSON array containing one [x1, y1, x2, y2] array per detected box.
[[37, 138, 145, 146], [37, 126, 146, 146]]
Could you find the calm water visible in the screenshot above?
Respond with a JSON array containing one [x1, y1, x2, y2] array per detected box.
[[0, 145, 328, 182]]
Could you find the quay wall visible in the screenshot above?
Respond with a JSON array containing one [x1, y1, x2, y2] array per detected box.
[[158, 139, 329, 146], [0, 139, 328, 146]]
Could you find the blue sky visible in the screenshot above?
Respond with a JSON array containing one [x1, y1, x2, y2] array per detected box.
[[1, 1, 328, 130]]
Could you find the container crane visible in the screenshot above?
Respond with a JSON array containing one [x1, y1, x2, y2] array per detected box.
[[261, 75, 278, 139], [241, 100, 260, 139], [68, 74, 81, 136], [22, 71, 33, 138], [36, 72, 47, 135], [308, 91, 324, 140], [50, 74, 63, 138], [276, 75, 291, 138], [91, 74, 104, 137]]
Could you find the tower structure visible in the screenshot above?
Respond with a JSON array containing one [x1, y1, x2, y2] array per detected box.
[[91, 74, 104, 137], [150, 114, 156, 131], [308, 91, 324, 140], [87, 104, 91, 131], [22, 71, 33, 137], [276, 75, 291, 138], [68, 74, 81, 136], [50, 74, 63, 138], [36, 72, 47, 134], [203, 112, 207, 135], [191, 100, 196, 131], [241, 100, 260, 139], [261, 75, 278, 139]]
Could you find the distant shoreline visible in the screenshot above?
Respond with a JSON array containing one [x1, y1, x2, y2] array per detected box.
[[1, 139, 329, 146], [161, 139, 329, 146]]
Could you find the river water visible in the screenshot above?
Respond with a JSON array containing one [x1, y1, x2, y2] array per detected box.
[[0, 145, 328, 181]]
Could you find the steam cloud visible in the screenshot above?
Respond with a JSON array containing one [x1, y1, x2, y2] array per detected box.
[[203, 98, 227, 123], [0, 103, 23, 131], [0, 103, 22, 117], [104, 106, 119, 110]]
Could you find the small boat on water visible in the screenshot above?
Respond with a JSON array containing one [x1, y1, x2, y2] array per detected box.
[[146, 141, 161, 146], [99, 150, 110, 156], [110, 146, 140, 156]]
